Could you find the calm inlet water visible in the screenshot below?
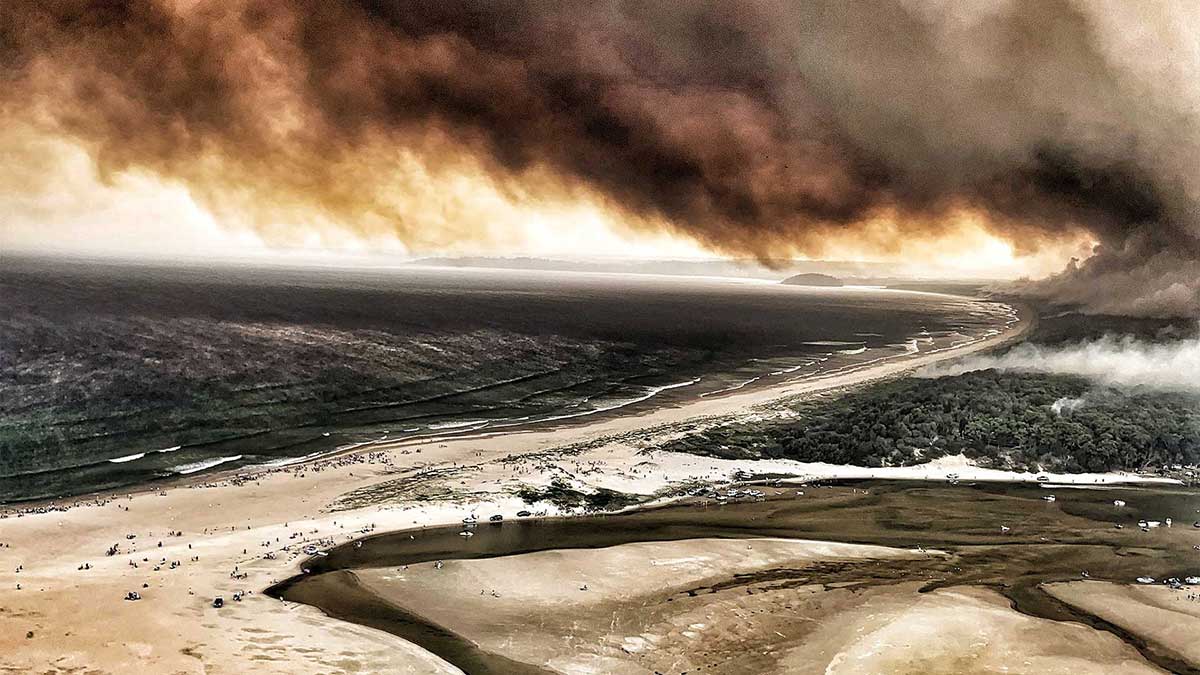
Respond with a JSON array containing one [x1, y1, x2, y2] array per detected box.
[[1, 257, 1014, 502]]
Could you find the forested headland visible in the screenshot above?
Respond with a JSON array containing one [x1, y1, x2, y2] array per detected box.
[[661, 370, 1200, 473]]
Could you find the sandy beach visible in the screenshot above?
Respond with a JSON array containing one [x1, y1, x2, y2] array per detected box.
[[350, 538, 1161, 674], [1045, 580, 1200, 668], [2, 300, 1190, 674]]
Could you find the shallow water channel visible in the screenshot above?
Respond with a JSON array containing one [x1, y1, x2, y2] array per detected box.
[[269, 480, 1200, 674]]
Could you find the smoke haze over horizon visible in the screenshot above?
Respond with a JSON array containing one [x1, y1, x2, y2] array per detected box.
[[2, 1, 1199, 315]]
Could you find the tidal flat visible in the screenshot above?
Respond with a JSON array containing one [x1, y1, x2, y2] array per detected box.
[[275, 480, 1200, 674]]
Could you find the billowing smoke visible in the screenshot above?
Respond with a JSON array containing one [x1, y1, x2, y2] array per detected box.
[[1050, 396, 1087, 416], [921, 333, 1200, 392], [2, 1, 1199, 314]]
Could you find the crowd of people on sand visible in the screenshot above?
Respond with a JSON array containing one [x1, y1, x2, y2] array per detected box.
[[5, 425, 1192, 596], [192, 450, 397, 490], [1, 494, 121, 518], [5, 440, 712, 600], [2, 454, 396, 601]]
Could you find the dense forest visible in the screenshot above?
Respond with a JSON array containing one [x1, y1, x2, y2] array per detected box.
[[661, 370, 1200, 473]]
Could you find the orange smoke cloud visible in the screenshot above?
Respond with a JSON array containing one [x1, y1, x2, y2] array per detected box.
[[2, 1, 1199, 313]]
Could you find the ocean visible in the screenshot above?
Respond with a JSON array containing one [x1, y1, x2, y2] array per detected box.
[[0, 257, 1014, 503]]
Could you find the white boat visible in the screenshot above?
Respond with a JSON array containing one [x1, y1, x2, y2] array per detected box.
[[1137, 576, 1156, 584], [458, 530, 474, 537], [1042, 495, 1056, 502], [1185, 576, 1200, 585], [1113, 500, 1126, 507], [1000, 525, 1011, 533]]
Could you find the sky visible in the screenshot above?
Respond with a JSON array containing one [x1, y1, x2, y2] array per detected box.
[[1, 1, 1198, 310], [0, 124, 1090, 278]]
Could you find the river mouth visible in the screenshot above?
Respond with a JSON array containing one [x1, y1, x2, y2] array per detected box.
[[270, 480, 1200, 674]]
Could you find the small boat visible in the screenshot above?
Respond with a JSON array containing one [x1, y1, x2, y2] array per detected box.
[[1000, 525, 1011, 533], [303, 545, 319, 555], [1036, 475, 1050, 482], [1042, 495, 1056, 502], [1185, 576, 1200, 585], [462, 515, 478, 525], [1113, 500, 1126, 507], [1136, 576, 1155, 584], [489, 514, 503, 522], [517, 510, 532, 517], [458, 530, 474, 537]]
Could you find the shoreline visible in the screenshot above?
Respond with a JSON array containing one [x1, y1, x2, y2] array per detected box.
[[3, 296, 1182, 675], [3, 295, 1030, 513]]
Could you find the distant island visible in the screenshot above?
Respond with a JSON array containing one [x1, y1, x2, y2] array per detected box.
[[781, 272, 844, 287]]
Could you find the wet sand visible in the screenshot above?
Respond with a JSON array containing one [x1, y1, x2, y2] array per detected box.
[[353, 539, 942, 674], [779, 584, 1160, 674], [1046, 580, 1200, 667], [275, 481, 1200, 674], [348, 540, 1159, 674]]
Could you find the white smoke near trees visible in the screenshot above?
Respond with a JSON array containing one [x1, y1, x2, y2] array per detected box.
[[921, 333, 1200, 392], [1050, 396, 1087, 415]]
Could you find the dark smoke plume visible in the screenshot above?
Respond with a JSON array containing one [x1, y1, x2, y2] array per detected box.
[[2, 1, 1198, 315]]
